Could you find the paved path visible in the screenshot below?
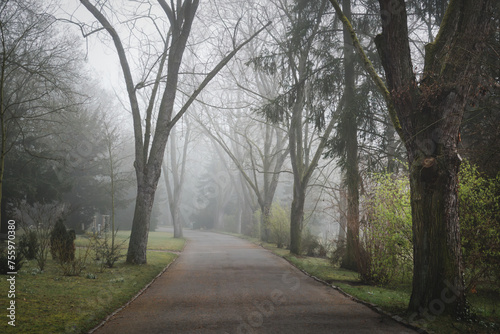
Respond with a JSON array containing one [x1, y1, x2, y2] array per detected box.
[[93, 230, 416, 334]]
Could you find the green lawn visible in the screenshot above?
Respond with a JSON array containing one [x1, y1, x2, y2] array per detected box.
[[0, 231, 184, 334]]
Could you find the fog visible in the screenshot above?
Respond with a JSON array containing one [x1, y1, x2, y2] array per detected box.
[[1, 0, 454, 252]]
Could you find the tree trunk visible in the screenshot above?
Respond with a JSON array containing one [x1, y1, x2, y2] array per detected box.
[[261, 204, 271, 242], [337, 189, 347, 242], [172, 181, 183, 238], [341, 111, 360, 270], [236, 207, 242, 234], [385, 123, 398, 173], [172, 210, 183, 238], [126, 180, 156, 264], [408, 144, 465, 316], [405, 83, 468, 315], [290, 182, 306, 255], [340, 0, 360, 271], [166, 122, 189, 239]]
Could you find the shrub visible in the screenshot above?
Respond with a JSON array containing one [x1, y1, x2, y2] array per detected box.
[[19, 230, 38, 260], [92, 229, 127, 271], [302, 228, 326, 257], [459, 161, 500, 290], [361, 173, 413, 285], [50, 218, 75, 263], [16, 202, 65, 271], [58, 244, 91, 276], [329, 239, 346, 266], [268, 202, 290, 248]]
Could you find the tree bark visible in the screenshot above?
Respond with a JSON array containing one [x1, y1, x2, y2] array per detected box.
[[337, 189, 347, 242], [127, 181, 156, 264], [340, 0, 360, 272], [374, 0, 493, 315], [290, 182, 306, 255]]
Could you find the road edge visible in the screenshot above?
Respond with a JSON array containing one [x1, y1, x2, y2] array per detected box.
[[87, 243, 186, 334], [211, 230, 429, 334]]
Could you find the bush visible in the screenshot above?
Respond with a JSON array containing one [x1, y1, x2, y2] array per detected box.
[[329, 239, 346, 266], [361, 173, 413, 285], [459, 161, 500, 289], [268, 202, 290, 248], [302, 229, 327, 257], [16, 201, 65, 271], [19, 230, 38, 260], [92, 229, 127, 271], [58, 245, 91, 276], [50, 218, 75, 263]]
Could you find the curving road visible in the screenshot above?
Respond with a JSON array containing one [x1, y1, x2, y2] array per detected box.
[[92, 230, 416, 334]]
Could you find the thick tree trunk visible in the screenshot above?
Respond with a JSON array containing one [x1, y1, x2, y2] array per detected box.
[[126, 180, 156, 264], [373, 0, 492, 316], [330, 0, 492, 316], [408, 145, 465, 316], [261, 204, 271, 242], [405, 85, 468, 315]]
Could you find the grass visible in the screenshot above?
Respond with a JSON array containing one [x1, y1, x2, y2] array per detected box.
[[74, 231, 186, 252], [233, 233, 500, 334], [0, 230, 184, 334]]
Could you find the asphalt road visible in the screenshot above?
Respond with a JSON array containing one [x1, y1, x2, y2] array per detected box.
[[92, 230, 416, 334]]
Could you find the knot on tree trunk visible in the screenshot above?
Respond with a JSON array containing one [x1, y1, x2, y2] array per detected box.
[[422, 156, 436, 168]]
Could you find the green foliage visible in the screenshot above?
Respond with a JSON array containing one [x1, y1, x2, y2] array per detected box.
[[361, 173, 413, 285], [50, 218, 75, 263], [459, 161, 500, 289], [360, 161, 500, 290], [268, 202, 290, 248]]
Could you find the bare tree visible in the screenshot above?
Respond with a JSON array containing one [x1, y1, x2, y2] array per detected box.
[[198, 108, 289, 240], [162, 118, 191, 238], [78, 0, 269, 263], [0, 0, 83, 227], [102, 113, 134, 247], [254, 0, 344, 254]]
